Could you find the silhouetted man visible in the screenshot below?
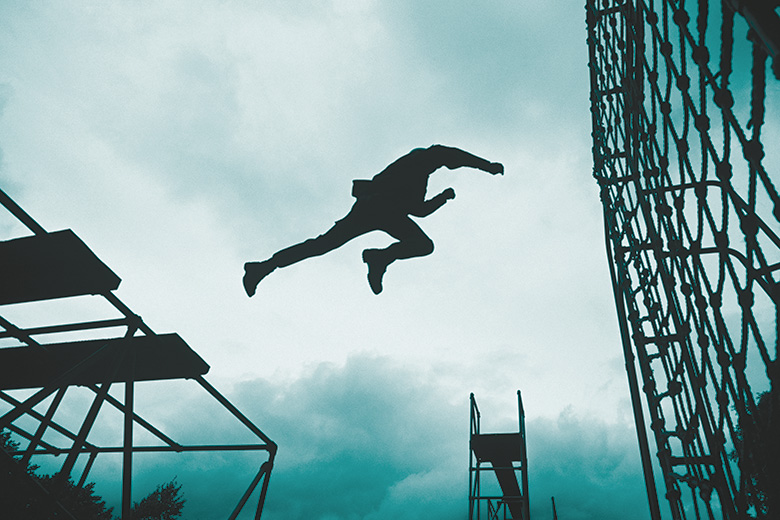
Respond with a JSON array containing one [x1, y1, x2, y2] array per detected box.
[[243, 144, 504, 296]]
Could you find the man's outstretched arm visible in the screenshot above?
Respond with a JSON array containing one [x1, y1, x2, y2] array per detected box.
[[409, 188, 456, 217], [427, 144, 504, 175]]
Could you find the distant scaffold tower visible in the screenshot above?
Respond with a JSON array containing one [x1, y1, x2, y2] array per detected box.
[[586, 1, 779, 519]]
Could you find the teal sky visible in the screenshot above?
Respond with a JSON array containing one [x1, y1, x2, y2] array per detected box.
[[0, 2, 658, 519]]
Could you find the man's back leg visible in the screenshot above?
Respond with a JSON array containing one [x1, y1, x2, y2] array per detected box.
[[244, 210, 370, 296]]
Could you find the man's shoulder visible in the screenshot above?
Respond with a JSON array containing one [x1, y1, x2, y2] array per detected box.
[[351, 179, 375, 198], [377, 146, 438, 174]]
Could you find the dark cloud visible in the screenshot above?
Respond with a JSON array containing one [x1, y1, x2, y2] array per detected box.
[[528, 411, 651, 520], [80, 355, 650, 520], [231, 355, 464, 519]]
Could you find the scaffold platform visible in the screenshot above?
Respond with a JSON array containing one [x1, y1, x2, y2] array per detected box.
[[0, 229, 121, 305], [0, 187, 276, 520], [0, 333, 208, 390]]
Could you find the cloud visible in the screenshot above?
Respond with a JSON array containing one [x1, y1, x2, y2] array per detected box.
[[241, 356, 649, 520], [230, 355, 463, 520], [528, 410, 651, 520], [66, 354, 650, 520], [376, 0, 591, 143]]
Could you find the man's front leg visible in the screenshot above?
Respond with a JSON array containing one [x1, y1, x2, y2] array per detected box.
[[362, 248, 392, 295]]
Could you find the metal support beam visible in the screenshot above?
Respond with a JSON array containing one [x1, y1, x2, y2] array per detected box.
[[0, 390, 98, 453], [0, 317, 135, 340], [196, 375, 276, 450], [253, 461, 273, 520], [603, 217, 662, 520], [77, 450, 99, 487], [0, 341, 113, 429], [0, 386, 60, 431], [122, 353, 135, 520], [228, 460, 273, 520], [21, 387, 67, 466], [56, 379, 113, 482], [0, 187, 47, 235], [88, 383, 182, 451], [0, 314, 46, 351], [517, 391, 530, 520], [5, 423, 61, 454], [25, 444, 273, 456]]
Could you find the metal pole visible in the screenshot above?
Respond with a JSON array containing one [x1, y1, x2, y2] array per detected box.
[[0, 342, 114, 429], [0, 385, 59, 430], [21, 387, 67, 466], [469, 394, 474, 520], [0, 390, 98, 452], [228, 461, 271, 520], [0, 315, 47, 351], [122, 351, 135, 519], [469, 393, 478, 520], [254, 460, 274, 520], [603, 218, 662, 520], [56, 343, 125, 483], [595, 2, 662, 518], [89, 384, 182, 450], [77, 450, 99, 487], [518, 390, 529, 520], [5, 423, 61, 454], [0, 187, 47, 235], [196, 375, 276, 448], [57, 379, 113, 482]]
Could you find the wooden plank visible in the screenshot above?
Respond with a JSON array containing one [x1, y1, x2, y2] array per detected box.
[[0, 230, 121, 305], [0, 334, 209, 390], [471, 433, 524, 462], [472, 433, 525, 519]]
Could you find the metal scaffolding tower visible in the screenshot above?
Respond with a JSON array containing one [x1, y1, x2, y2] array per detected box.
[[587, 1, 779, 519], [469, 392, 529, 520], [0, 187, 276, 519]]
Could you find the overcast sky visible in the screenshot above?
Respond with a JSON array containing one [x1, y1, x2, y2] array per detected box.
[[0, 2, 655, 519]]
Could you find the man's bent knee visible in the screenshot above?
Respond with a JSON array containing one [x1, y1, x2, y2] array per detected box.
[[404, 236, 434, 258], [419, 237, 434, 256]]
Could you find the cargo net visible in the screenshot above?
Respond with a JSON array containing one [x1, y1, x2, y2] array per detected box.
[[586, 1, 779, 519]]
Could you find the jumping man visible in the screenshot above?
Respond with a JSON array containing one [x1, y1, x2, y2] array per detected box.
[[243, 144, 504, 296]]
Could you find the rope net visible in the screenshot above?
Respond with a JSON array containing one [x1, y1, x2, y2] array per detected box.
[[587, 1, 779, 518]]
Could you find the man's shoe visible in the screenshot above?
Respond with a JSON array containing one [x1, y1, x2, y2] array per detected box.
[[243, 261, 275, 297], [362, 249, 389, 295]]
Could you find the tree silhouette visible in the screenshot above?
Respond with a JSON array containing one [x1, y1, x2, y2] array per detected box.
[[733, 387, 779, 518], [130, 479, 185, 520], [1, 429, 111, 519], [40, 475, 115, 520], [2, 429, 185, 520]]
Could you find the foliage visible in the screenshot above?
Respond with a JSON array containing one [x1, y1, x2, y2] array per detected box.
[[733, 387, 779, 518], [40, 475, 115, 520], [2, 429, 185, 520], [2, 429, 113, 519], [130, 479, 186, 520]]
